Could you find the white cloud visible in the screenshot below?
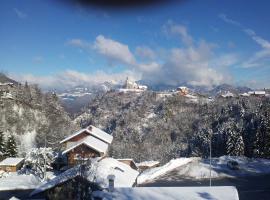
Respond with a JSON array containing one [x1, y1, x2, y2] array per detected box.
[[218, 14, 241, 27], [13, 70, 141, 90], [13, 8, 27, 19], [141, 40, 230, 87], [135, 46, 156, 60], [67, 39, 90, 49], [219, 14, 270, 68], [163, 20, 193, 45], [138, 62, 160, 72], [93, 35, 136, 65], [244, 29, 270, 49], [66, 25, 235, 88]]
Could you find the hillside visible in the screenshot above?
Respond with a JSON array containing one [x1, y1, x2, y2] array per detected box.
[[74, 90, 270, 164], [0, 74, 77, 155]]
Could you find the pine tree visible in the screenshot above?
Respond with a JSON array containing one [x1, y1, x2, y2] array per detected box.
[[224, 120, 245, 156], [5, 135, 17, 157], [254, 106, 270, 158]]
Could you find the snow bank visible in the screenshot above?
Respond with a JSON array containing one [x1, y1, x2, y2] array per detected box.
[[0, 173, 41, 191], [93, 186, 239, 200], [137, 158, 192, 184]]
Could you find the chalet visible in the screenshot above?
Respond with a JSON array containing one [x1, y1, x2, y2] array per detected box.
[[117, 159, 138, 170], [60, 125, 113, 166], [119, 77, 148, 92], [248, 91, 266, 97], [0, 157, 24, 172], [136, 161, 160, 171], [221, 91, 234, 98], [177, 86, 188, 96]]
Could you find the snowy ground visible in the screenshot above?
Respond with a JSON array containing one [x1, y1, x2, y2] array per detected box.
[[138, 156, 270, 184], [0, 173, 41, 191], [93, 186, 239, 200]]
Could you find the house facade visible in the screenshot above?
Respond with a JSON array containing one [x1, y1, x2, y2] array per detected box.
[[60, 125, 113, 166], [0, 157, 24, 172]]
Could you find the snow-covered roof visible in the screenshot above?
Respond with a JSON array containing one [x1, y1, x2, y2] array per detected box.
[[60, 129, 87, 144], [0, 82, 14, 86], [0, 174, 41, 191], [136, 160, 160, 168], [93, 186, 239, 200], [88, 125, 113, 144], [240, 92, 250, 97], [62, 135, 109, 154], [137, 158, 192, 184], [255, 91, 266, 95], [117, 158, 135, 161], [0, 158, 24, 166], [221, 91, 234, 98], [248, 91, 266, 95], [60, 125, 113, 144], [31, 157, 139, 196], [30, 165, 81, 196], [177, 86, 188, 89]]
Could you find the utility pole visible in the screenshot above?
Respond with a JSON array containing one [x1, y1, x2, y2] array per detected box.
[[209, 132, 212, 187]]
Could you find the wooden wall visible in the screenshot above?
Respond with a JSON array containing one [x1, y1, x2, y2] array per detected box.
[[67, 144, 101, 166]]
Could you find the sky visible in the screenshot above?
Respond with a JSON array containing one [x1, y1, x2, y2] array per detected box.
[[1, 0, 270, 89]]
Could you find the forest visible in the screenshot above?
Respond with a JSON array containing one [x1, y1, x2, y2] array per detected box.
[[76, 91, 270, 163]]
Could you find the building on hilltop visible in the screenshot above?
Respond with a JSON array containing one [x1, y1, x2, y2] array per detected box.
[[60, 125, 113, 166], [121, 77, 147, 91], [248, 90, 266, 97], [177, 86, 189, 96]]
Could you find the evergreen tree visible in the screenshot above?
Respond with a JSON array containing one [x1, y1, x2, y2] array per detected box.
[[5, 135, 17, 157], [254, 105, 270, 158], [224, 120, 245, 156]]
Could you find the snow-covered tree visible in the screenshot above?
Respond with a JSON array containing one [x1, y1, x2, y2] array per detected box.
[[224, 120, 245, 156], [23, 148, 56, 180], [4, 135, 17, 157], [254, 103, 270, 158]]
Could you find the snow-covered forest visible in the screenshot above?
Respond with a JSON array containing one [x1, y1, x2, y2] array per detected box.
[[75, 91, 270, 163], [1, 72, 270, 164], [0, 76, 77, 156]]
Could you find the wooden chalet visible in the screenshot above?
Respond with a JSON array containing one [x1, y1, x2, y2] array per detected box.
[[0, 157, 24, 172], [60, 125, 113, 166], [117, 159, 138, 170]]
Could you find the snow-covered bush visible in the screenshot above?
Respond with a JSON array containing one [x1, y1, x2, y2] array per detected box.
[[22, 148, 56, 180]]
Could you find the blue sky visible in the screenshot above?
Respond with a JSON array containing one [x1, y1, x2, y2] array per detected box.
[[1, 0, 270, 89]]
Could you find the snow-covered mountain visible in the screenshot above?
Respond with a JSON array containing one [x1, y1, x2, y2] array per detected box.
[[57, 82, 121, 114], [0, 74, 77, 155]]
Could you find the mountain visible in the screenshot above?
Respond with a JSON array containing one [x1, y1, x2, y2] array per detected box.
[[0, 73, 18, 84], [57, 82, 121, 115], [73, 88, 270, 163], [209, 84, 251, 96], [0, 74, 77, 155]]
